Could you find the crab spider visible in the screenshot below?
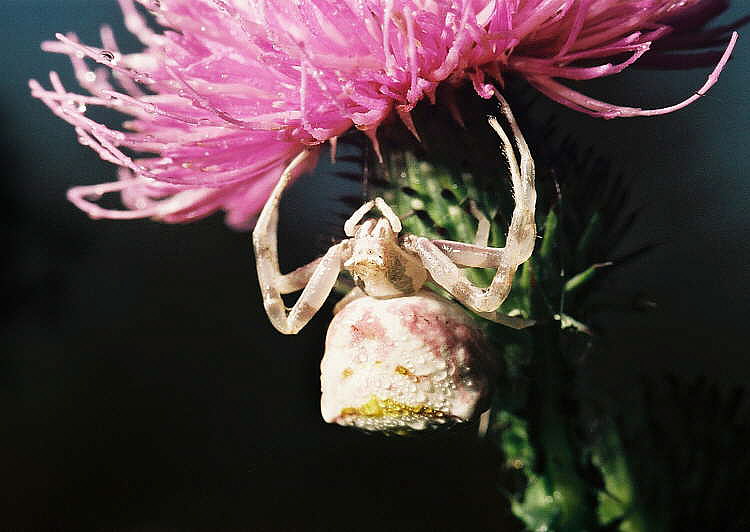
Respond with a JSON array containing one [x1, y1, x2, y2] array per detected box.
[[252, 95, 536, 336]]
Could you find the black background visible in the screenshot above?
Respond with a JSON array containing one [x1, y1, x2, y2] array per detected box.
[[2, 3, 748, 530]]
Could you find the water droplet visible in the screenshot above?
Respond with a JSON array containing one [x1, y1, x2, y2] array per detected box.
[[76, 102, 87, 113], [84, 71, 96, 83]]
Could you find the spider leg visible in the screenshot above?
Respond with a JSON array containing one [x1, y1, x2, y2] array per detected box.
[[490, 90, 536, 265], [468, 200, 490, 247], [475, 310, 535, 329], [344, 199, 375, 236], [273, 257, 323, 294], [402, 94, 536, 315], [425, 203, 491, 268], [278, 243, 345, 334], [344, 197, 402, 236], [374, 197, 402, 233], [478, 409, 490, 438], [252, 150, 346, 334], [429, 240, 501, 268], [402, 235, 518, 313]]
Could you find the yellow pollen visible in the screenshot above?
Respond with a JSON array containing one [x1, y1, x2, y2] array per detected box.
[[340, 396, 446, 419], [395, 365, 419, 382]]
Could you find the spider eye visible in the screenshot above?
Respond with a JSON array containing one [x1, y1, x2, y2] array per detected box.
[[368, 249, 374, 255]]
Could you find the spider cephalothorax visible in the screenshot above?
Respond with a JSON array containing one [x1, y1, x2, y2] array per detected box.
[[252, 94, 536, 431], [342, 208, 427, 299]]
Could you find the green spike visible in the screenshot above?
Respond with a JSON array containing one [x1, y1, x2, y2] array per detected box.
[[563, 262, 613, 295], [576, 211, 603, 264], [539, 209, 559, 263]]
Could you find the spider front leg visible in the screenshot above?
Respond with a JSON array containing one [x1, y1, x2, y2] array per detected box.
[[252, 150, 346, 335], [403, 236, 534, 328], [402, 94, 536, 327], [469, 201, 490, 247]]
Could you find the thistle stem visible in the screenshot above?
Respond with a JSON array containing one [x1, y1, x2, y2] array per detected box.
[[529, 321, 596, 530]]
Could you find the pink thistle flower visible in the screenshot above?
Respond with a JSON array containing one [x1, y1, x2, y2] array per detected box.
[[31, 0, 739, 228]]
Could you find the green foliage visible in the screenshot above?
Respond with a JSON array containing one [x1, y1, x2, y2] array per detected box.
[[604, 378, 750, 531]]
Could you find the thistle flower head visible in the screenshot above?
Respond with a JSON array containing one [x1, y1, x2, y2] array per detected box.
[[31, 0, 739, 227]]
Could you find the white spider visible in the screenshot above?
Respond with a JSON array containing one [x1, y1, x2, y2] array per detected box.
[[252, 95, 536, 431]]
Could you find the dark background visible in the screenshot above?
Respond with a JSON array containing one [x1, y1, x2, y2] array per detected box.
[[2, 2, 748, 530]]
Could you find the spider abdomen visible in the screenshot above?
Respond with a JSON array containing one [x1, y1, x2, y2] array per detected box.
[[320, 290, 496, 433]]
